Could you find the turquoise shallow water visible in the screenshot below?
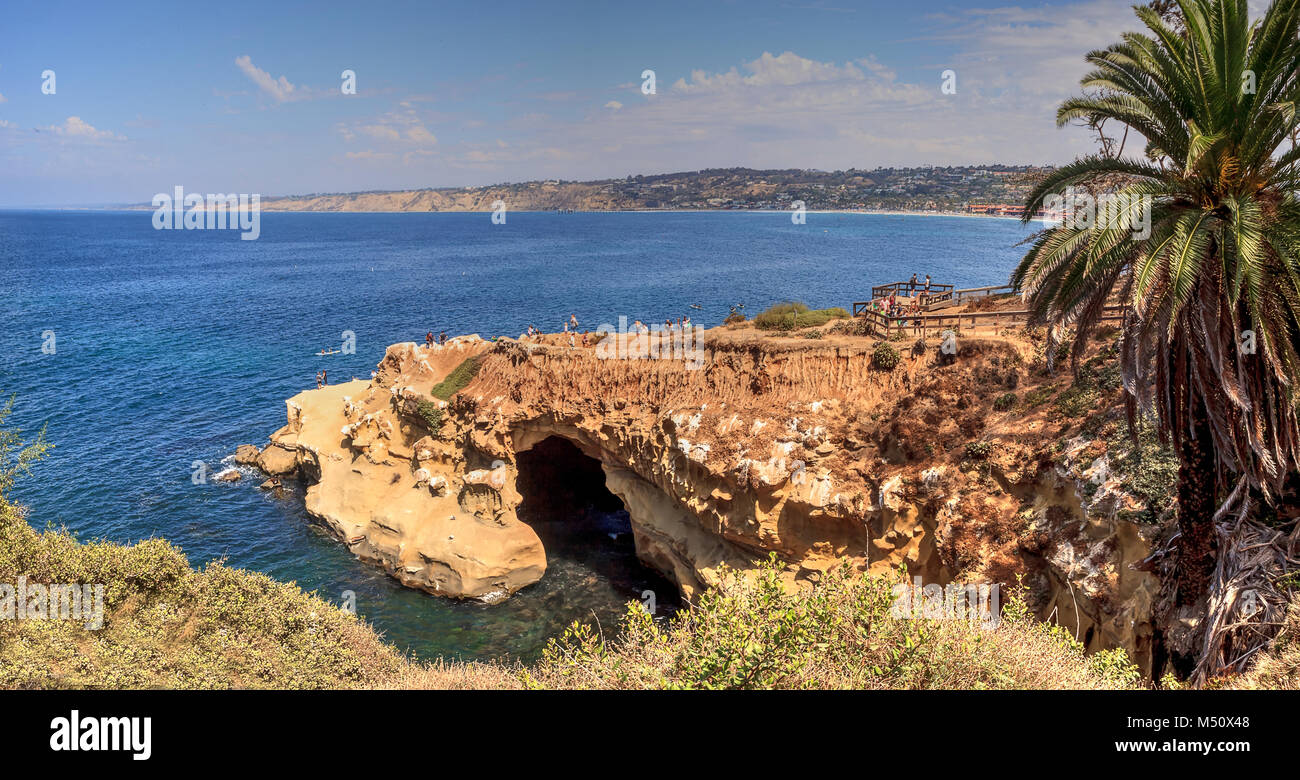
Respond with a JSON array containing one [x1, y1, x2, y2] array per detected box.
[[0, 209, 1035, 661]]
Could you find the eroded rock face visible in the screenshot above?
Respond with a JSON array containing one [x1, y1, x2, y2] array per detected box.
[[248, 328, 1159, 670], [253, 334, 945, 601]]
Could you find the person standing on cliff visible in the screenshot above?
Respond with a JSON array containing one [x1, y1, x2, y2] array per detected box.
[[321, 370, 327, 386], [426, 331, 433, 348], [909, 273, 918, 292], [569, 313, 578, 330], [439, 331, 447, 345], [315, 371, 322, 389]]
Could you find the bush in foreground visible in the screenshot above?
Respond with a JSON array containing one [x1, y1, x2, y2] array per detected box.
[[523, 557, 1141, 690], [0, 498, 409, 689]]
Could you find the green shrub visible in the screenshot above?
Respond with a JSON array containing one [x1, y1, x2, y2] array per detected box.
[[1023, 385, 1056, 408], [415, 355, 482, 433], [754, 302, 850, 331], [993, 392, 1018, 411], [1054, 347, 1120, 419], [1106, 421, 1179, 522], [872, 341, 901, 370], [532, 557, 1141, 690], [964, 440, 993, 460], [0, 396, 51, 496], [416, 400, 443, 432], [430, 356, 483, 400], [1055, 384, 1100, 418]]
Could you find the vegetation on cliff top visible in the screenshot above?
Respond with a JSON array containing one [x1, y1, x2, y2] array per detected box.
[[416, 356, 484, 433], [430, 355, 483, 400], [753, 302, 849, 331], [871, 341, 901, 370]]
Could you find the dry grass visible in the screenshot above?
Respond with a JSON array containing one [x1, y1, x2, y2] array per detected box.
[[0, 496, 1146, 690], [1227, 594, 1300, 689], [0, 499, 408, 689]]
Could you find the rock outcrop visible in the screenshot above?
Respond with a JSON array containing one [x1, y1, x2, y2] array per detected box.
[[233, 444, 261, 466], [249, 325, 1162, 671]]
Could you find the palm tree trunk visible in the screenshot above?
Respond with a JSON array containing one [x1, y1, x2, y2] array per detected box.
[[1176, 398, 1218, 605]]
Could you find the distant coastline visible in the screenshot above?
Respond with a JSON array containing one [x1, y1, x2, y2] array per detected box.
[[49, 205, 1046, 223]]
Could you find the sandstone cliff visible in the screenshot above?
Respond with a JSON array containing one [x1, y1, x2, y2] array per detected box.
[[247, 323, 1166, 673]]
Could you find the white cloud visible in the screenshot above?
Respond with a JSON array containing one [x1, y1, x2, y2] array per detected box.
[[360, 124, 401, 141], [343, 108, 438, 148], [45, 116, 125, 141], [672, 50, 876, 92], [406, 125, 437, 146], [437, 0, 1144, 179], [234, 55, 298, 102]]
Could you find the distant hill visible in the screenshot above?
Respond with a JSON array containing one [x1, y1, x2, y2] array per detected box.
[[260, 165, 1050, 214]]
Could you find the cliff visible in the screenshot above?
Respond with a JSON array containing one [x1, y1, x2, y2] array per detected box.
[[246, 321, 1168, 673]]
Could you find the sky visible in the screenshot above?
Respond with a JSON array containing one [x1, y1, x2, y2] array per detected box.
[[0, 0, 1168, 206]]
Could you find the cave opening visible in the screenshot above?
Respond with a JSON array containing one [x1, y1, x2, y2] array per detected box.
[[514, 435, 680, 614]]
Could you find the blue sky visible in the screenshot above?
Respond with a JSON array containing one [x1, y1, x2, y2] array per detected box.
[[1, 0, 1155, 205]]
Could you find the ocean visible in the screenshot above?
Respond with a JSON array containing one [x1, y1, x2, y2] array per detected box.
[[0, 209, 1036, 661]]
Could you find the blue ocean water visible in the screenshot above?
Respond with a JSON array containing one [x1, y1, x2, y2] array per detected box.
[[0, 210, 1035, 661]]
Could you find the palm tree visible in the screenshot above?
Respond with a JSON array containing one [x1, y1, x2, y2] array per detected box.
[[1013, 0, 1300, 618]]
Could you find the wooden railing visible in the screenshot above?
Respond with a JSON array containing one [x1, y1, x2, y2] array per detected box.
[[851, 303, 1124, 339], [870, 280, 955, 299], [926, 284, 1017, 311]]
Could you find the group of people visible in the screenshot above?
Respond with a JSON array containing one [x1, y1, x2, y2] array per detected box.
[[630, 315, 693, 334], [864, 276, 938, 334], [522, 314, 595, 348], [515, 312, 696, 349], [315, 369, 328, 388], [865, 295, 924, 322], [425, 331, 447, 347]]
